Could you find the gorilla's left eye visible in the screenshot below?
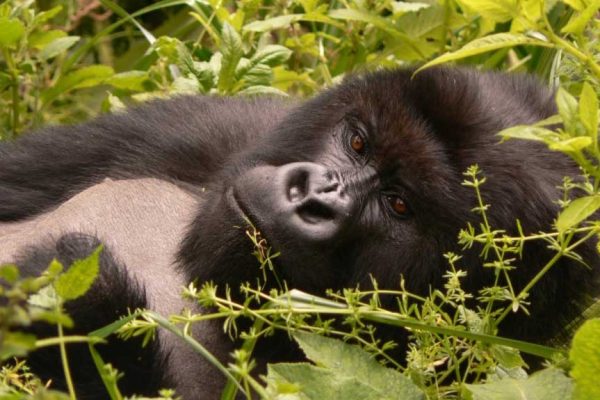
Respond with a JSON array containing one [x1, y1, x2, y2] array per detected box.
[[386, 195, 409, 216], [350, 134, 366, 154]]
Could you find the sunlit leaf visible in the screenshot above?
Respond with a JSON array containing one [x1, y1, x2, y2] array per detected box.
[[54, 245, 102, 301], [570, 319, 600, 400], [556, 195, 600, 233]]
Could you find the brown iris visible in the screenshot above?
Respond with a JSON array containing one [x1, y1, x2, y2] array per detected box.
[[350, 134, 365, 153], [388, 196, 407, 215]]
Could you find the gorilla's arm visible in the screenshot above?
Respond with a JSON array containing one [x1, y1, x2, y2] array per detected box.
[[0, 96, 288, 221]]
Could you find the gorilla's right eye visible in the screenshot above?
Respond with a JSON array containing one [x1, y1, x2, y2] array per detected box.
[[350, 134, 366, 154]]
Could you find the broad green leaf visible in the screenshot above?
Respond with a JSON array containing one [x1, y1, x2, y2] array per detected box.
[[556, 87, 579, 124], [250, 45, 292, 67], [579, 82, 598, 136], [561, 0, 600, 35], [556, 195, 600, 233], [42, 65, 114, 104], [458, 0, 518, 22], [0, 17, 25, 47], [570, 318, 600, 400], [28, 284, 61, 310], [490, 345, 525, 369], [29, 30, 67, 49], [267, 363, 387, 400], [563, 0, 585, 11], [218, 23, 244, 93], [106, 70, 149, 91], [0, 332, 37, 361], [243, 14, 304, 32], [38, 36, 80, 61], [54, 245, 102, 301], [416, 33, 554, 72], [0, 264, 19, 283], [548, 137, 592, 152], [293, 332, 424, 399], [153, 36, 195, 75], [498, 125, 556, 143], [465, 368, 572, 400]]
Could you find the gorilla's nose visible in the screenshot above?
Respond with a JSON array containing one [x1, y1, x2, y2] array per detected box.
[[233, 162, 354, 243], [283, 162, 352, 227]]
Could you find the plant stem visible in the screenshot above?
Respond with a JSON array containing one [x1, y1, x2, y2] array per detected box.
[[58, 323, 77, 400]]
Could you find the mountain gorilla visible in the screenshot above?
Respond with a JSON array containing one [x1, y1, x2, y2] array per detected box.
[[0, 67, 598, 398]]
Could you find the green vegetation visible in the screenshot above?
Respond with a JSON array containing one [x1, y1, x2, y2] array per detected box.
[[1, 0, 600, 399]]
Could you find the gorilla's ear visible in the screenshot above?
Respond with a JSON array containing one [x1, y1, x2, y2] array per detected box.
[[409, 67, 556, 146]]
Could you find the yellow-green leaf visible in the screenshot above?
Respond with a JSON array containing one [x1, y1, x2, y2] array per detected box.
[[54, 246, 102, 301], [570, 318, 600, 400], [0, 17, 25, 47], [556, 195, 600, 233]]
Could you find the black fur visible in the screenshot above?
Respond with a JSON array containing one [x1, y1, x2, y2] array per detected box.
[[1, 67, 598, 398]]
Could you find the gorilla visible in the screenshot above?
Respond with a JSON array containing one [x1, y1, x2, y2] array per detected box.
[[0, 67, 598, 399]]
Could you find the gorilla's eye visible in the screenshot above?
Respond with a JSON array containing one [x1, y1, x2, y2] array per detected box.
[[387, 195, 408, 216], [350, 134, 366, 153]]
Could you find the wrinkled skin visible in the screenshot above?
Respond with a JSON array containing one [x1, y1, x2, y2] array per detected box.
[[0, 67, 598, 399]]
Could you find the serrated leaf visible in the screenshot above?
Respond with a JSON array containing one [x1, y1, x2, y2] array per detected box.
[[561, 0, 600, 35], [244, 14, 304, 32], [466, 368, 572, 400], [268, 363, 384, 400], [570, 318, 600, 400], [38, 36, 80, 61], [293, 332, 424, 399], [0, 332, 37, 360], [416, 33, 554, 71], [250, 45, 292, 67], [579, 82, 598, 136], [54, 245, 102, 301], [42, 65, 114, 104], [218, 23, 244, 93], [0, 17, 25, 47], [556, 195, 600, 233]]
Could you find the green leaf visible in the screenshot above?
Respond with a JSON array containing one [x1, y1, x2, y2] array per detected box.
[[38, 36, 80, 61], [391, 2, 430, 15], [561, 0, 600, 35], [490, 345, 525, 369], [0, 264, 19, 284], [329, 8, 401, 37], [556, 88, 579, 124], [218, 23, 244, 93], [556, 195, 600, 233], [416, 33, 554, 71], [0, 17, 25, 47], [579, 82, 598, 136], [54, 245, 102, 301], [548, 137, 592, 152], [33, 5, 63, 26], [570, 318, 600, 400], [29, 30, 67, 49], [237, 85, 288, 96], [498, 125, 557, 143], [106, 70, 149, 91], [466, 368, 572, 400], [42, 65, 114, 104], [250, 45, 292, 67], [267, 363, 387, 400], [458, 0, 518, 23], [293, 332, 424, 399], [244, 14, 304, 32], [0, 332, 37, 361]]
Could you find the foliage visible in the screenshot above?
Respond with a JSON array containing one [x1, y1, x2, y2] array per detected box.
[[2, 0, 600, 399]]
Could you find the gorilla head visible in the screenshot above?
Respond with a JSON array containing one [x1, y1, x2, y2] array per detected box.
[[178, 68, 597, 342]]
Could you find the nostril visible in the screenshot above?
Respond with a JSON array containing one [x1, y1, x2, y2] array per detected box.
[[297, 199, 335, 224], [287, 170, 308, 202]]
